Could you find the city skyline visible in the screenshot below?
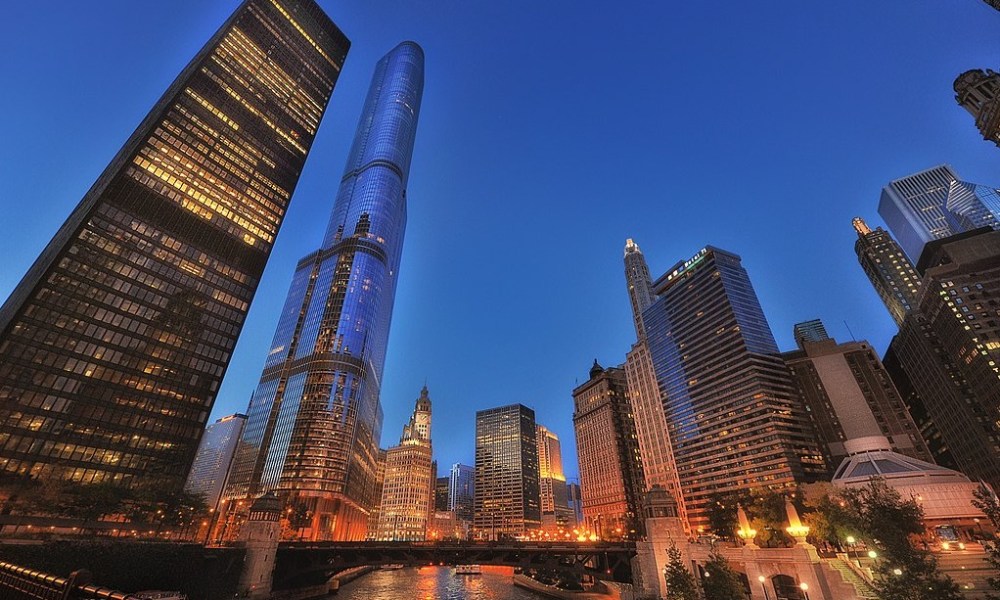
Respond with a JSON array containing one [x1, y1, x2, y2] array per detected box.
[[1, 1, 999, 480]]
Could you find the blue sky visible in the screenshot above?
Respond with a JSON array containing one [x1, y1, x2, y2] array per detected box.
[[1, 1, 998, 481]]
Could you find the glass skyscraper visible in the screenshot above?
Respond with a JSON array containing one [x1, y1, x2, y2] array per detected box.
[[474, 404, 541, 539], [642, 246, 826, 529], [878, 165, 1000, 263], [223, 42, 424, 541], [853, 216, 922, 327], [0, 0, 348, 490]]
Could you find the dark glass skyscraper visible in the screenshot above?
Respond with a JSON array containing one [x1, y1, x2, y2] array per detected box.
[[474, 404, 541, 539], [0, 0, 348, 490], [224, 42, 424, 541], [853, 217, 922, 327], [642, 247, 826, 528]]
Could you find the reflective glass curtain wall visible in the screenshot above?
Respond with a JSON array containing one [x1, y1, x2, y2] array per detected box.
[[224, 42, 424, 541], [0, 0, 348, 490]]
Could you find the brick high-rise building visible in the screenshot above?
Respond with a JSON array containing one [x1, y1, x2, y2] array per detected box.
[[374, 386, 433, 541], [573, 361, 646, 539], [0, 0, 348, 490], [853, 217, 923, 327]]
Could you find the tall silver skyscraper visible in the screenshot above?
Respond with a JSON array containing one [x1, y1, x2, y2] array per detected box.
[[224, 42, 424, 541], [184, 413, 247, 510], [878, 165, 1000, 263]]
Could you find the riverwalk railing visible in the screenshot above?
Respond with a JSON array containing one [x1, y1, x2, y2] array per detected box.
[[0, 561, 136, 600]]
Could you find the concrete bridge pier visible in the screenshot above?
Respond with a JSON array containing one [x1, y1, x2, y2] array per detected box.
[[237, 492, 282, 600]]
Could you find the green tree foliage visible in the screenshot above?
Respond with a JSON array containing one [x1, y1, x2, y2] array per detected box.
[[972, 483, 1000, 599], [662, 543, 700, 600], [705, 490, 751, 539], [701, 550, 745, 600], [839, 479, 961, 600]]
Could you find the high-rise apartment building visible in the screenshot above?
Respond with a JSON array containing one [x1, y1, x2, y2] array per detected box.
[[536, 424, 573, 531], [954, 69, 1000, 147], [573, 361, 646, 539], [782, 321, 932, 469], [435, 476, 450, 512], [642, 247, 826, 529], [0, 0, 348, 490], [853, 217, 923, 326], [184, 413, 247, 510], [621, 239, 688, 532], [878, 165, 1000, 263], [448, 463, 474, 522], [474, 404, 541, 539], [223, 42, 424, 541], [374, 386, 433, 541], [889, 229, 1000, 488]]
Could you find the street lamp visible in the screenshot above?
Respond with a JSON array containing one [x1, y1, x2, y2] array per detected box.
[[799, 582, 810, 600], [757, 575, 771, 600]]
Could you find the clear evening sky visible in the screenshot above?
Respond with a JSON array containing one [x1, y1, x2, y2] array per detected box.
[[1, 2, 997, 482]]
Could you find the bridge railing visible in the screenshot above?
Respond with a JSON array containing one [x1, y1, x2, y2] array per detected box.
[[0, 561, 137, 600]]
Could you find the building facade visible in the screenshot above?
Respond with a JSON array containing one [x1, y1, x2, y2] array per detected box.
[[641, 246, 826, 529], [782, 322, 932, 469], [889, 229, 1000, 489], [567, 481, 584, 527], [474, 404, 541, 539], [621, 239, 688, 531], [878, 165, 1000, 263], [223, 42, 424, 541], [0, 0, 348, 490], [448, 463, 474, 522], [536, 424, 573, 531], [573, 361, 646, 539], [954, 69, 1000, 148], [184, 413, 247, 510], [435, 476, 450, 512], [853, 217, 923, 327], [374, 386, 433, 541]]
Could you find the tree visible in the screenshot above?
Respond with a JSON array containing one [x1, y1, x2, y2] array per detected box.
[[701, 550, 745, 600], [287, 502, 312, 541], [662, 543, 699, 600], [972, 483, 1000, 599], [705, 490, 750, 539], [840, 479, 962, 600]]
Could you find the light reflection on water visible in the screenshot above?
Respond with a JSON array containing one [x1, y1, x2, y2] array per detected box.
[[336, 566, 543, 600]]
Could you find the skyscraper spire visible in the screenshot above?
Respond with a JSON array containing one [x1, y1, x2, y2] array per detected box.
[[624, 238, 655, 339]]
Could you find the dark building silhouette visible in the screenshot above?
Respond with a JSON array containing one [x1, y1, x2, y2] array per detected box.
[[0, 0, 348, 490], [573, 361, 646, 539], [222, 42, 423, 541], [954, 69, 1000, 147], [853, 217, 923, 327], [889, 229, 1000, 488]]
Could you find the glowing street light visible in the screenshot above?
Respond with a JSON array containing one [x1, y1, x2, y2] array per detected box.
[[799, 582, 810, 600], [757, 575, 771, 600]]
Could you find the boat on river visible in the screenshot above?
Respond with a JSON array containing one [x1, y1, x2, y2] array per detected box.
[[454, 564, 483, 575]]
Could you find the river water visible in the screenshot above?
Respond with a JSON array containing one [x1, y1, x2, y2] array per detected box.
[[335, 566, 543, 600]]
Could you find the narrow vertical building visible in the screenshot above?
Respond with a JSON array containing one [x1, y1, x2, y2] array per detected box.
[[890, 229, 1000, 488], [224, 42, 424, 541], [573, 361, 646, 539], [567, 481, 584, 528], [474, 404, 541, 539], [448, 463, 475, 522], [782, 320, 932, 469], [0, 0, 349, 490], [954, 69, 1000, 148], [853, 217, 923, 326], [642, 247, 826, 529], [536, 424, 573, 531], [374, 386, 433, 541], [622, 239, 688, 531], [184, 413, 247, 510], [878, 165, 1000, 263]]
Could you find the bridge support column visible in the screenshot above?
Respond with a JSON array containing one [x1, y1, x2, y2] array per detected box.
[[237, 492, 282, 600]]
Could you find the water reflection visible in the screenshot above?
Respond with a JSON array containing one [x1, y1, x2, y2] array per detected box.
[[336, 565, 542, 600]]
